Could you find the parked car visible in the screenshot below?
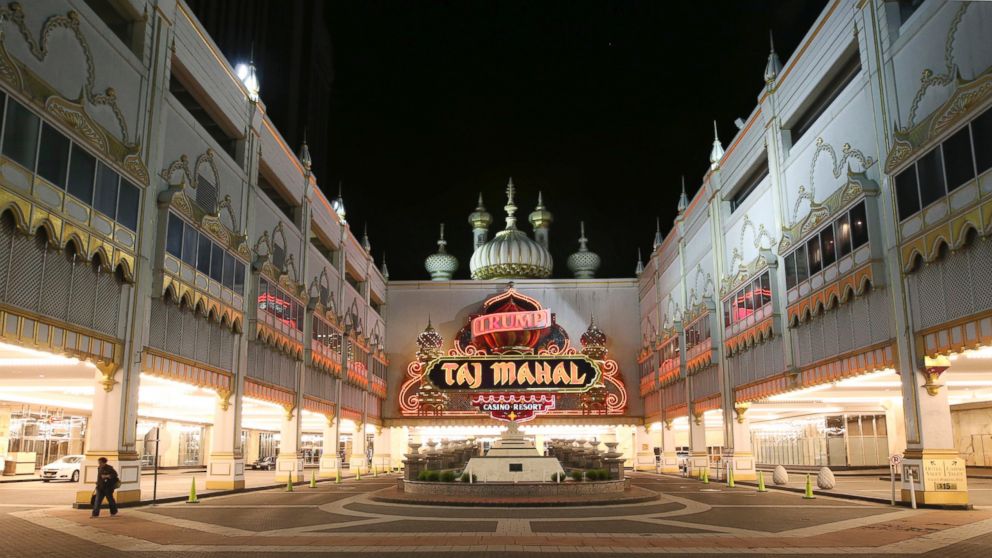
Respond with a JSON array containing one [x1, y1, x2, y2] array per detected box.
[[41, 455, 83, 482], [250, 456, 276, 471]]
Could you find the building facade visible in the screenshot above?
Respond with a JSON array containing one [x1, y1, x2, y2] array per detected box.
[[0, 0, 386, 505], [1, 0, 991, 509]]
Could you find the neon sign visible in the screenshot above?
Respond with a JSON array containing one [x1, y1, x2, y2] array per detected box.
[[471, 309, 551, 337], [426, 355, 600, 392]]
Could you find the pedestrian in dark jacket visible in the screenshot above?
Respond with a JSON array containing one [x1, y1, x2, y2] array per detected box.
[[90, 457, 119, 518]]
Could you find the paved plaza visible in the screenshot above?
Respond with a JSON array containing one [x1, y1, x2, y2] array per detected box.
[[3, 472, 992, 557]]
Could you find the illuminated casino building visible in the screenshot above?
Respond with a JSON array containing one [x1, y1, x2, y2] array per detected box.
[[1, 0, 991, 509]]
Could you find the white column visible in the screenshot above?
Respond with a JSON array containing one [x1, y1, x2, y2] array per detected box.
[[318, 416, 339, 478], [275, 406, 303, 482], [725, 404, 756, 480], [634, 425, 655, 471], [659, 420, 679, 473], [389, 426, 409, 471], [349, 422, 367, 472], [688, 411, 708, 478], [0, 406, 11, 461], [372, 426, 390, 472], [206, 391, 245, 490], [884, 398, 907, 460], [77, 365, 142, 504]]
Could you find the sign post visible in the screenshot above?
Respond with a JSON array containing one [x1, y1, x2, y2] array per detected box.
[[888, 453, 902, 506]]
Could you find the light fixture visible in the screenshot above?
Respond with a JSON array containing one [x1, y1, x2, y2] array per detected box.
[[235, 62, 259, 102]]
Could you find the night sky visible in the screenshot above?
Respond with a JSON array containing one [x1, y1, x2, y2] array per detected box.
[[317, 1, 827, 280]]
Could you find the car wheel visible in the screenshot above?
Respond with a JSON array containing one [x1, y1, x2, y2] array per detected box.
[[42, 479, 49, 483], [71, 470, 79, 482]]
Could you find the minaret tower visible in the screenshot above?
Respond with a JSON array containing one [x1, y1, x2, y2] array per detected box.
[[529, 191, 553, 251], [468, 192, 493, 250], [424, 223, 459, 281]]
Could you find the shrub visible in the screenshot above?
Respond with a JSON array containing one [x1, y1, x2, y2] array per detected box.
[[460, 472, 477, 483], [425, 470, 440, 482], [440, 471, 457, 482], [570, 470, 583, 482], [551, 472, 564, 482], [417, 470, 430, 481]]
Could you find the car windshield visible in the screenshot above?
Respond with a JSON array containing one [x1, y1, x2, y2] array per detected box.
[[63, 456, 81, 463]]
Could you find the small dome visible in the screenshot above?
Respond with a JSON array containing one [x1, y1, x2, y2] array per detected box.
[[468, 192, 493, 230], [581, 316, 608, 359], [528, 191, 553, 229], [425, 223, 459, 281], [566, 221, 600, 279], [416, 319, 444, 361], [470, 179, 553, 280]]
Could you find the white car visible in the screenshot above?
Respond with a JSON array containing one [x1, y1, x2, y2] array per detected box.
[[41, 455, 83, 482]]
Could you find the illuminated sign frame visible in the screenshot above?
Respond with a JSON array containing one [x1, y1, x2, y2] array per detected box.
[[424, 353, 601, 393], [471, 308, 552, 337]]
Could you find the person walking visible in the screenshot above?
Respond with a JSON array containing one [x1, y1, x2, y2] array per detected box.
[[90, 457, 119, 518]]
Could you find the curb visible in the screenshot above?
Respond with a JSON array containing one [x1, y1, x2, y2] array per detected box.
[[71, 475, 395, 510]]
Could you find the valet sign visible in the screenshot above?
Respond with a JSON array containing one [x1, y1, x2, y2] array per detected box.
[[425, 355, 601, 393]]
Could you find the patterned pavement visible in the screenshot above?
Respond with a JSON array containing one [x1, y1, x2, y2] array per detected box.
[[3, 472, 992, 557]]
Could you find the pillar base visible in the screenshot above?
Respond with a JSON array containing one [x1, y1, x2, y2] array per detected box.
[[75, 452, 141, 504], [901, 448, 969, 507], [689, 452, 709, 478], [318, 454, 341, 478], [206, 454, 245, 491], [725, 452, 757, 481], [659, 452, 680, 474], [275, 455, 303, 482], [634, 451, 656, 471]]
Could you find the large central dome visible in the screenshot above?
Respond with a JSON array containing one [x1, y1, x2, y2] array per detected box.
[[469, 179, 553, 280]]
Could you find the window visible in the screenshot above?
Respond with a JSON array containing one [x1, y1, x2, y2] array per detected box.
[[725, 271, 772, 327], [820, 222, 836, 267], [895, 166, 920, 220], [209, 243, 224, 283], [895, 0, 923, 26], [196, 174, 218, 214], [93, 162, 119, 218], [271, 242, 286, 270], [788, 49, 861, 146], [835, 213, 853, 258], [82, 0, 144, 56], [37, 124, 70, 188], [258, 172, 297, 222], [181, 222, 198, 266], [850, 201, 869, 248], [942, 126, 975, 191], [784, 252, 798, 290], [196, 233, 212, 274], [917, 147, 946, 208], [3, 99, 39, 170], [794, 244, 809, 284], [67, 144, 96, 204], [165, 214, 183, 258], [685, 315, 710, 351], [972, 107, 992, 175], [169, 68, 238, 159], [222, 252, 235, 290], [729, 157, 768, 212], [234, 261, 245, 292], [258, 277, 304, 331], [116, 180, 140, 231], [806, 236, 822, 275]]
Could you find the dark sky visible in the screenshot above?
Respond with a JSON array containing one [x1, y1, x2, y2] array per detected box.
[[319, 1, 827, 280]]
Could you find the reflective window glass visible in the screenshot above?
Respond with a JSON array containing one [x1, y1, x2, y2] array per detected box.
[[849, 201, 869, 248], [210, 243, 224, 282], [222, 252, 235, 289], [784, 252, 797, 290], [234, 261, 245, 293], [942, 125, 975, 191], [820, 222, 836, 267], [166, 213, 184, 258], [196, 234, 212, 274], [794, 244, 809, 283], [973, 107, 992, 175], [806, 235, 822, 275], [93, 162, 119, 218], [181, 223, 198, 266], [37, 123, 70, 188], [2, 99, 39, 170], [116, 180, 140, 231], [917, 147, 946, 208], [67, 144, 95, 203], [835, 213, 852, 257], [895, 166, 920, 220]]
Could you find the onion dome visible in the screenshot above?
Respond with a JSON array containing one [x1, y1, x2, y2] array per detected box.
[[677, 177, 689, 214], [425, 223, 459, 281], [764, 31, 782, 85], [653, 217, 664, 250], [709, 120, 724, 170], [331, 181, 346, 222], [635, 248, 644, 277], [566, 221, 601, 279], [380, 252, 390, 280], [581, 316, 608, 360], [361, 222, 372, 252], [528, 191, 554, 230], [298, 136, 312, 172], [469, 179, 553, 280], [415, 317, 444, 361], [468, 192, 493, 230]]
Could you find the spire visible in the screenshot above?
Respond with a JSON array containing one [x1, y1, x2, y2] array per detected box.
[[424, 223, 458, 281], [635, 248, 644, 276], [468, 191, 493, 230], [361, 222, 371, 252], [237, 43, 260, 102], [764, 30, 782, 85], [380, 252, 389, 280], [298, 129, 312, 172], [503, 177, 518, 229], [678, 176, 689, 213], [331, 181, 346, 222], [567, 220, 601, 279], [653, 217, 664, 250], [709, 120, 725, 170]]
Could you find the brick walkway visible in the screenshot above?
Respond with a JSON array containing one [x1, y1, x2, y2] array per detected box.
[[3, 472, 992, 557]]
